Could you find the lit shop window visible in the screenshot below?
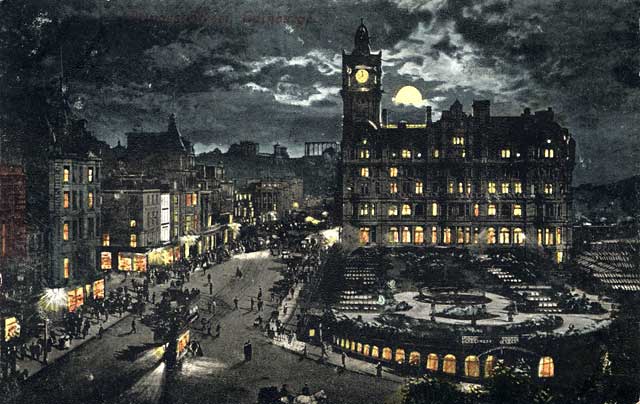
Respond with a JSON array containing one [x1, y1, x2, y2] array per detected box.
[[501, 183, 509, 194], [487, 204, 496, 216], [102, 233, 110, 246], [501, 149, 511, 158], [465, 356, 480, 378], [63, 222, 69, 241], [443, 355, 456, 375], [130, 234, 137, 248], [484, 356, 496, 378], [538, 357, 554, 378], [431, 226, 438, 244], [426, 354, 439, 371], [443, 228, 451, 244], [360, 167, 369, 177], [488, 182, 496, 194], [401, 149, 412, 159], [63, 166, 70, 183], [389, 167, 398, 177]]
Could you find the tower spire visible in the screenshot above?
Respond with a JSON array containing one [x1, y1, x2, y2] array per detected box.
[[353, 19, 371, 55]]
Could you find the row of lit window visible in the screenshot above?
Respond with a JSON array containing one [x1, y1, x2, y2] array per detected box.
[[62, 191, 94, 209], [356, 147, 555, 160], [185, 193, 198, 207], [62, 166, 95, 184], [334, 338, 554, 378], [378, 203, 521, 218]]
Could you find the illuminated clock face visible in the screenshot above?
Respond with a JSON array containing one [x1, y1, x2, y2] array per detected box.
[[355, 69, 369, 84]]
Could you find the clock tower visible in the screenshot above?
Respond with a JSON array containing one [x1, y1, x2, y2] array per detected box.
[[341, 20, 383, 137]]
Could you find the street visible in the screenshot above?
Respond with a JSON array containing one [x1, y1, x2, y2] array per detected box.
[[14, 251, 399, 404]]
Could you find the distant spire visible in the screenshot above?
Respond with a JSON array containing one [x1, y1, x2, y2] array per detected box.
[[353, 19, 371, 55]]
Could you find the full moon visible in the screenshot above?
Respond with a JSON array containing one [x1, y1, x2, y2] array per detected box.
[[392, 86, 423, 107]]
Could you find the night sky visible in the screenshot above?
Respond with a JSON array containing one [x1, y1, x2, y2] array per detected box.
[[1, 0, 638, 184]]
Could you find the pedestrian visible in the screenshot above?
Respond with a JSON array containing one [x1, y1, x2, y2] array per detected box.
[[209, 282, 213, 295], [257, 287, 263, 300], [207, 323, 212, 336], [216, 323, 221, 337], [341, 351, 346, 368], [207, 273, 211, 283], [376, 361, 383, 377], [250, 297, 254, 311], [98, 324, 104, 339], [233, 296, 239, 310], [152, 292, 156, 305], [243, 340, 252, 361], [211, 299, 217, 314], [283, 304, 288, 316], [257, 299, 263, 312], [131, 319, 137, 334], [301, 383, 310, 396]]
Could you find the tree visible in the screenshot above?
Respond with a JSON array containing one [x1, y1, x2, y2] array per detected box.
[[395, 377, 469, 404]]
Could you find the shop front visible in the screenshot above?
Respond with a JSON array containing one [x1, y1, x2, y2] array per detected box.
[[67, 287, 84, 312]]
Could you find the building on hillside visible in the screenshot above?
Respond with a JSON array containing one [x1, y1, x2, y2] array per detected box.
[[234, 178, 303, 223], [339, 21, 575, 265], [227, 141, 259, 157]]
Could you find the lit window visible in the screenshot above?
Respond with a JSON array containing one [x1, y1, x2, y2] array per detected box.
[[457, 227, 464, 244], [192, 193, 197, 205], [499, 227, 510, 244], [501, 149, 511, 158], [556, 228, 562, 245], [452, 136, 464, 145], [488, 204, 496, 216], [63, 222, 69, 241], [395, 348, 406, 363], [431, 226, 438, 244], [388, 227, 399, 244], [401, 204, 411, 216], [415, 181, 423, 194], [409, 351, 421, 366], [488, 182, 496, 194], [514, 228, 524, 244], [88, 168, 94, 183], [473, 227, 480, 244], [465, 356, 480, 378], [130, 234, 137, 248], [484, 356, 496, 378], [401, 227, 411, 243], [359, 203, 370, 216], [473, 203, 480, 217], [443, 228, 451, 244], [390, 182, 398, 194], [544, 148, 555, 158], [433, 149, 439, 158], [360, 167, 369, 177], [63, 257, 70, 279], [388, 206, 398, 217], [63, 166, 70, 183], [63, 192, 70, 209], [414, 226, 424, 244], [362, 138, 368, 145], [401, 149, 412, 159], [371, 346, 379, 358], [545, 228, 554, 245], [537, 229, 543, 246], [448, 182, 454, 194], [461, 149, 466, 158], [466, 182, 472, 195], [431, 203, 438, 217], [443, 355, 456, 374], [487, 228, 496, 244], [359, 149, 370, 159], [514, 182, 522, 194], [544, 184, 553, 195], [538, 357, 554, 378], [458, 182, 464, 194], [359, 227, 370, 244], [88, 192, 94, 209], [513, 204, 522, 216], [427, 354, 439, 371], [501, 183, 509, 194], [556, 251, 564, 263], [186, 193, 192, 206], [130, 220, 136, 228], [389, 167, 398, 177], [363, 345, 370, 356], [102, 233, 110, 246]]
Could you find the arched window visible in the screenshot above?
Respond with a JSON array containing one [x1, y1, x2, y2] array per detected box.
[[499, 227, 510, 244], [388, 205, 398, 217], [363, 344, 370, 356], [359, 227, 370, 244], [357, 343, 363, 353], [484, 355, 496, 378], [350, 341, 356, 351], [513, 228, 524, 245], [487, 228, 496, 244], [402, 204, 412, 215], [414, 226, 424, 244], [371, 346, 379, 358], [538, 356, 554, 378], [426, 354, 439, 371], [443, 227, 452, 244], [401, 227, 411, 243], [395, 348, 406, 364], [443, 354, 456, 374], [382, 347, 392, 361], [465, 356, 480, 378], [409, 351, 421, 366], [388, 227, 399, 243]]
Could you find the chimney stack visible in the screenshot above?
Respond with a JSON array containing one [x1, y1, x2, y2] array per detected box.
[[382, 109, 389, 126], [425, 106, 432, 125]]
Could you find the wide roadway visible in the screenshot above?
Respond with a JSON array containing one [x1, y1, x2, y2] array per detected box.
[[16, 251, 400, 404]]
